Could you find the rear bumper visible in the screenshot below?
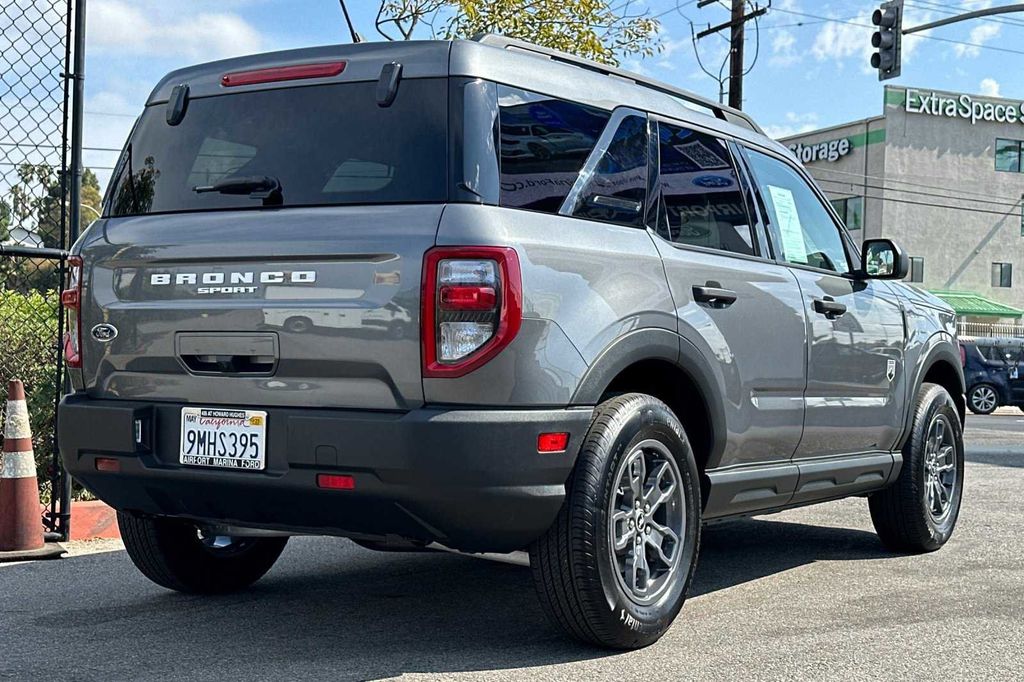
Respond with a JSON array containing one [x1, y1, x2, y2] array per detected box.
[[59, 395, 592, 552]]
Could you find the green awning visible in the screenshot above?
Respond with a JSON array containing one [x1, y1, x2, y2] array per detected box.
[[930, 290, 1024, 318]]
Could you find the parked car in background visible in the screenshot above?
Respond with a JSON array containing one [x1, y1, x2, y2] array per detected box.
[[962, 336, 1024, 414]]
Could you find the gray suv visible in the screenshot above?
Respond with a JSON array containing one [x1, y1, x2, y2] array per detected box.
[[59, 36, 966, 649]]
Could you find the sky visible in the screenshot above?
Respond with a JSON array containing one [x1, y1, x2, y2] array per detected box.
[[81, 0, 1024, 189]]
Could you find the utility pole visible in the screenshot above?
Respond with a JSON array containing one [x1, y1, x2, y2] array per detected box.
[[695, 0, 768, 110], [728, 0, 745, 110]]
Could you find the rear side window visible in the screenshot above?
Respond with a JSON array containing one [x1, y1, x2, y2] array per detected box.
[[497, 85, 610, 213], [654, 122, 756, 256], [106, 79, 447, 217], [569, 114, 649, 228]]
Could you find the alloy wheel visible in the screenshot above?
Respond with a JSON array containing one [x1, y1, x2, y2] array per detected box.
[[923, 414, 957, 522], [608, 439, 686, 605], [970, 386, 997, 413]]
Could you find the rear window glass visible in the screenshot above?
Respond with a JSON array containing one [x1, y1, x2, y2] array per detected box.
[[106, 79, 447, 217], [654, 122, 755, 256], [497, 85, 610, 213]]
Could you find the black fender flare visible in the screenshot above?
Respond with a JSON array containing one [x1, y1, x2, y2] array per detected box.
[[898, 333, 966, 450], [570, 328, 728, 466]]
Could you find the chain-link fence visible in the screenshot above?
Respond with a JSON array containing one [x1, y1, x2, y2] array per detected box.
[[2, 0, 75, 538]]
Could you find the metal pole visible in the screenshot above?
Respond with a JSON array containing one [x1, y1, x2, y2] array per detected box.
[[68, 0, 86, 246], [904, 4, 1024, 35], [728, 0, 745, 110]]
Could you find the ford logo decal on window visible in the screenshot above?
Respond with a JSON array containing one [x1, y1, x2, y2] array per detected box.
[[692, 174, 733, 188], [91, 323, 118, 342]]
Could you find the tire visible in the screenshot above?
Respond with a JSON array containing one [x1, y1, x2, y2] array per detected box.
[[868, 383, 965, 553], [967, 383, 999, 415], [529, 394, 701, 649], [118, 512, 288, 594]]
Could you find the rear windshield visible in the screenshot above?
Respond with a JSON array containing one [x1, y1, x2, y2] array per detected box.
[[106, 78, 447, 217]]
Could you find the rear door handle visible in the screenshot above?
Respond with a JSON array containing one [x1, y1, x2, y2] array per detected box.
[[692, 284, 738, 307], [813, 297, 847, 319]]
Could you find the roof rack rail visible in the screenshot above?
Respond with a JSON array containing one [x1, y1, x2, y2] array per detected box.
[[471, 33, 763, 135]]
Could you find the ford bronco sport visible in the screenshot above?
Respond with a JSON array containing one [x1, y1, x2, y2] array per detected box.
[[59, 36, 967, 649]]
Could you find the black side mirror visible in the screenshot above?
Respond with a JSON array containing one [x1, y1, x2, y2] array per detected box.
[[860, 238, 909, 280]]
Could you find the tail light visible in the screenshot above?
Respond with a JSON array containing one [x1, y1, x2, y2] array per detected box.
[[61, 255, 83, 369], [422, 247, 522, 378], [959, 343, 967, 367]]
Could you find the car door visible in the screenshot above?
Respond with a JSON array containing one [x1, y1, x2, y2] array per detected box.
[[1005, 344, 1024, 403], [649, 119, 808, 473], [741, 146, 908, 458]]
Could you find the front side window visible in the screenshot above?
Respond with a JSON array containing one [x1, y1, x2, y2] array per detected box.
[[569, 114, 649, 227], [107, 79, 448, 217], [992, 262, 1013, 288], [497, 86, 610, 213], [996, 138, 1021, 173], [653, 122, 755, 256], [744, 148, 851, 275]]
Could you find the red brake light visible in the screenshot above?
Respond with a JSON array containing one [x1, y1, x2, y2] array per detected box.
[[537, 432, 570, 453], [62, 255, 83, 369], [421, 247, 523, 379], [959, 343, 967, 367], [221, 61, 346, 87], [439, 285, 497, 311]]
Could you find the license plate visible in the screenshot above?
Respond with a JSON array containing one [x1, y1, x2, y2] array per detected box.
[[179, 407, 267, 471]]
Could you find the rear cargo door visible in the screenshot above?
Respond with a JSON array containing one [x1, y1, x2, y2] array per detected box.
[[79, 77, 451, 410]]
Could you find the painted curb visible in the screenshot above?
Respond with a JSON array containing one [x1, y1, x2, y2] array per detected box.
[[69, 500, 120, 541]]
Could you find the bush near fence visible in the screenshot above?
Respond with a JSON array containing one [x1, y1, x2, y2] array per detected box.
[[0, 285, 60, 501]]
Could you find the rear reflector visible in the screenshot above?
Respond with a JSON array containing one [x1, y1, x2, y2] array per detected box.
[[221, 61, 347, 87], [95, 457, 120, 472], [537, 432, 570, 453], [317, 473, 355, 490]]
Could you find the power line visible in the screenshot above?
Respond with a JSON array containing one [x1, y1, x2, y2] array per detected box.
[[770, 6, 1024, 57], [836, 187, 1020, 218], [905, 0, 1024, 30], [814, 175, 1022, 211], [803, 164, 1024, 205]]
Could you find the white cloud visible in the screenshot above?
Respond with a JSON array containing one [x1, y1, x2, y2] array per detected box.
[[810, 11, 874, 69], [979, 77, 1001, 97], [953, 22, 1001, 58], [763, 111, 820, 140], [88, 0, 265, 61], [770, 29, 800, 67]]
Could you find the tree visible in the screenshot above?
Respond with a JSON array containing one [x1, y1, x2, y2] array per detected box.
[[376, 0, 662, 66]]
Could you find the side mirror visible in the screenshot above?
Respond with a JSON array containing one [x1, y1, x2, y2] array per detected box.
[[860, 238, 909, 280]]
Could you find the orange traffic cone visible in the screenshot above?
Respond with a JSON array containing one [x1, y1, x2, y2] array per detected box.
[[0, 380, 64, 561]]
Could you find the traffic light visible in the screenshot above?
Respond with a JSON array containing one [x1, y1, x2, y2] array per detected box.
[[871, 0, 903, 81]]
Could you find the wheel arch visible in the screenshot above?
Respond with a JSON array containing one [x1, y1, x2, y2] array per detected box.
[[900, 336, 966, 449], [571, 328, 727, 478]]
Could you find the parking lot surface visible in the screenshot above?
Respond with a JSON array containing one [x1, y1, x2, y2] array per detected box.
[[2, 413, 1022, 681]]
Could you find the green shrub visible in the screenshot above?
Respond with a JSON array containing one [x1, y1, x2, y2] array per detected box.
[[0, 287, 61, 499]]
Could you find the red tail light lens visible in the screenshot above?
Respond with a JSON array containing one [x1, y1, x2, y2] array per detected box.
[[317, 473, 355, 490], [959, 343, 967, 367], [422, 247, 522, 378], [537, 432, 570, 453], [221, 61, 346, 87], [62, 255, 83, 369]]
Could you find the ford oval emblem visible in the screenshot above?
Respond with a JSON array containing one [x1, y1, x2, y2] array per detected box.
[[91, 323, 118, 342], [692, 174, 733, 188]]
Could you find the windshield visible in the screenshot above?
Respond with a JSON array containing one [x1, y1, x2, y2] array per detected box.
[[106, 78, 448, 217]]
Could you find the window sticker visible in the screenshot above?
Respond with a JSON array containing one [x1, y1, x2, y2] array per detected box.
[[674, 140, 729, 170], [766, 184, 808, 264]]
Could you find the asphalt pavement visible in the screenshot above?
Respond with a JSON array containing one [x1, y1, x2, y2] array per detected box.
[[1, 413, 1021, 681]]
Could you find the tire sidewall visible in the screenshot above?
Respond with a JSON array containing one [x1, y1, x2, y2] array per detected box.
[[588, 399, 701, 644]]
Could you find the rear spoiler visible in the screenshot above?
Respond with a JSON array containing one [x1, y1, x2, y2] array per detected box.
[[471, 34, 764, 135]]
